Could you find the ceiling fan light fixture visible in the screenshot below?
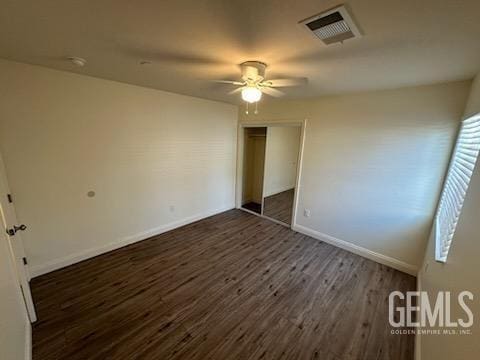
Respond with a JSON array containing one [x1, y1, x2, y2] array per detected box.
[[241, 86, 262, 103]]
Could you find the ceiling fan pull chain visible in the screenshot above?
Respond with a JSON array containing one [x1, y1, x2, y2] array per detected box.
[[254, 101, 258, 115], [245, 102, 249, 115]]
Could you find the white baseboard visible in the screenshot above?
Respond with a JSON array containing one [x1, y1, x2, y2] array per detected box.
[[30, 205, 233, 278], [292, 224, 418, 276], [25, 319, 31, 360]]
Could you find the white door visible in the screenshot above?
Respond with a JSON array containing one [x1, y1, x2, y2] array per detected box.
[[0, 153, 37, 322], [0, 228, 31, 359]]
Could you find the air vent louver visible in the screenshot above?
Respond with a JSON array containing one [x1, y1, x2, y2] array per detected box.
[[300, 5, 361, 45]]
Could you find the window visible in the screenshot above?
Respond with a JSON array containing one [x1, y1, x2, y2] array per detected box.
[[435, 114, 480, 262]]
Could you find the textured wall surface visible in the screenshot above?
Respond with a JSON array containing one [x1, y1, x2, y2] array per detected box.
[[241, 81, 470, 268], [0, 59, 238, 274]]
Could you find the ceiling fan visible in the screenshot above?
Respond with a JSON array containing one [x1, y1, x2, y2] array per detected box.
[[213, 61, 307, 104]]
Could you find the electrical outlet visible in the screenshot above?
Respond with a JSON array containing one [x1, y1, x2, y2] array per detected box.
[[304, 209, 311, 217]]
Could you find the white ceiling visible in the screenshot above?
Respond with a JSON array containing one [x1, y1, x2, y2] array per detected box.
[[1, 0, 479, 104]]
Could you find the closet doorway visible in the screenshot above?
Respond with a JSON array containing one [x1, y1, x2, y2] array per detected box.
[[241, 127, 267, 214], [240, 123, 303, 226]]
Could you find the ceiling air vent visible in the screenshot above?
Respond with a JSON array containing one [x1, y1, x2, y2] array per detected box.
[[300, 5, 361, 45]]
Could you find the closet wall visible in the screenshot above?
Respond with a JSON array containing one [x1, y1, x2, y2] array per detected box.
[[242, 128, 266, 205]]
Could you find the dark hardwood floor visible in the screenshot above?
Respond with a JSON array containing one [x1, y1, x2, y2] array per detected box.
[[263, 189, 295, 225], [31, 209, 415, 360]]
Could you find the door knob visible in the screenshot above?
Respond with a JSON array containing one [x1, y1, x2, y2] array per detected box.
[[14, 224, 27, 232], [5, 224, 27, 236]]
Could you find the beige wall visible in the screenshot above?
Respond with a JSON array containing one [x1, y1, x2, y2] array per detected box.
[[0, 59, 237, 276], [418, 74, 480, 359], [464, 73, 480, 119], [241, 81, 470, 271], [264, 126, 301, 197]]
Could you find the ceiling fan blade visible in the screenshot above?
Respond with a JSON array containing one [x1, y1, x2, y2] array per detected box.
[[261, 87, 285, 98], [264, 78, 308, 87], [211, 80, 245, 86], [228, 87, 245, 95]]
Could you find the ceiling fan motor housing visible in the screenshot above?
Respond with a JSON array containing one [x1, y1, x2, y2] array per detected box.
[[241, 61, 267, 83]]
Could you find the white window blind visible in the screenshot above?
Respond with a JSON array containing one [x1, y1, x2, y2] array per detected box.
[[435, 114, 480, 262]]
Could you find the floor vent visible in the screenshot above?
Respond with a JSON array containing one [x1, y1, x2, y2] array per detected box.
[[300, 5, 361, 45]]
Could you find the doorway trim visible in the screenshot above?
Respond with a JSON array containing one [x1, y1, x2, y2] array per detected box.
[[236, 118, 307, 229], [0, 153, 37, 322]]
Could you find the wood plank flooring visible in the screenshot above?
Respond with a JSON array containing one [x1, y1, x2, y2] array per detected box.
[[31, 209, 415, 360], [263, 189, 295, 225]]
